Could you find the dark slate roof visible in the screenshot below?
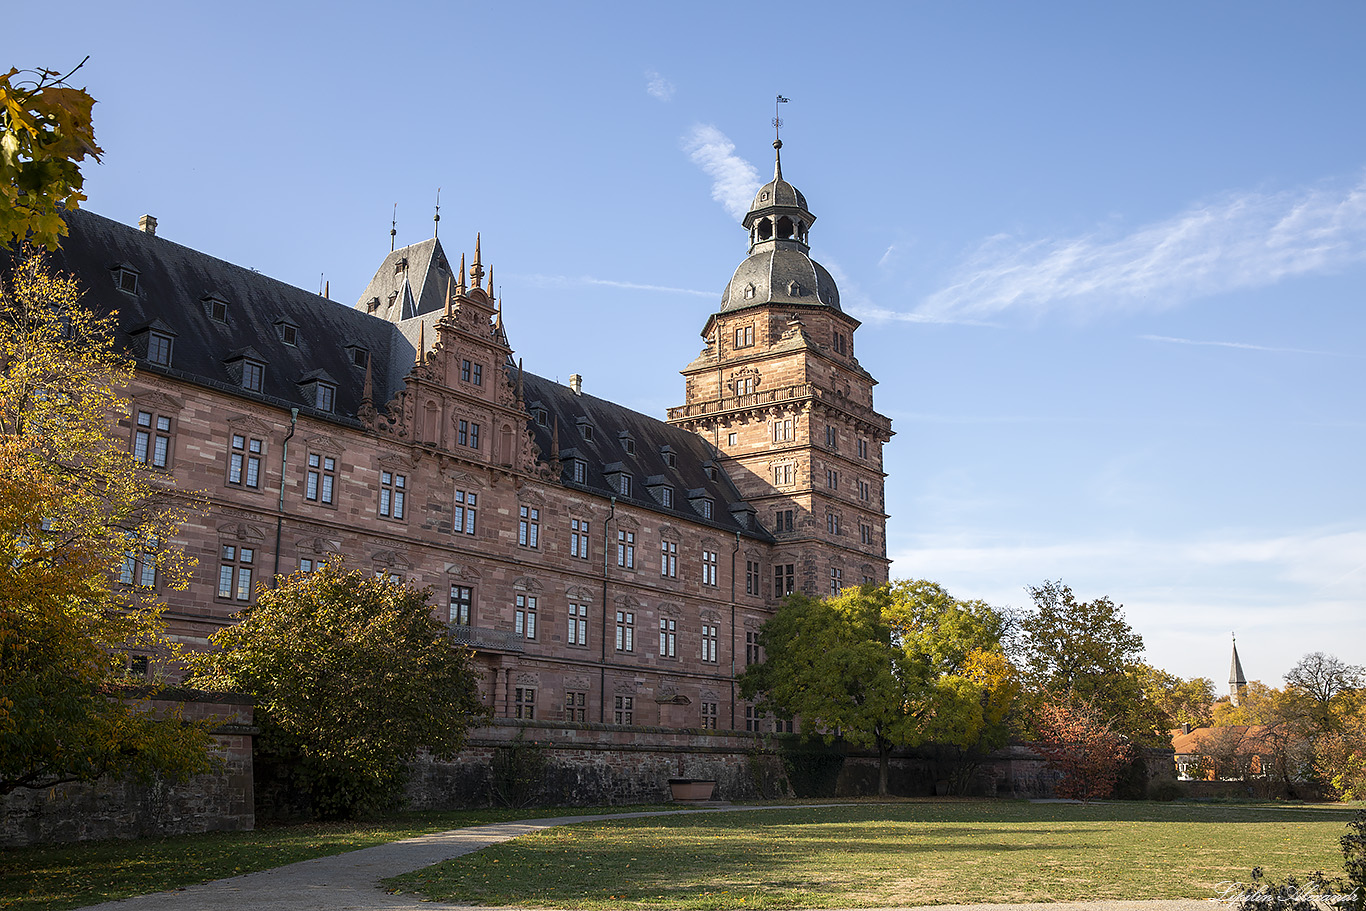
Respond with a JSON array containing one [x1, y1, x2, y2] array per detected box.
[[353, 237, 458, 321], [36, 208, 414, 423], [518, 369, 772, 542]]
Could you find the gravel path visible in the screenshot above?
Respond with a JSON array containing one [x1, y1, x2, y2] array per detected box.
[[74, 805, 1223, 911]]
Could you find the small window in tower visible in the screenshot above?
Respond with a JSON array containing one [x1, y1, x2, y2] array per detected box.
[[757, 218, 773, 241], [366, 297, 380, 313], [348, 346, 369, 368], [114, 267, 139, 294], [777, 216, 794, 239], [205, 296, 229, 322], [534, 407, 548, 427], [394, 257, 408, 275], [279, 323, 298, 346]]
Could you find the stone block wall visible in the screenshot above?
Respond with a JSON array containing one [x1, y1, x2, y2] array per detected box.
[[0, 693, 255, 847]]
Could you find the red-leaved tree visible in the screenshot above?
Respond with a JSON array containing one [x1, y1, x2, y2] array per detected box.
[[1033, 699, 1133, 802]]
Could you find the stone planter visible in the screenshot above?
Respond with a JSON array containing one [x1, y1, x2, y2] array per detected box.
[[669, 778, 717, 801]]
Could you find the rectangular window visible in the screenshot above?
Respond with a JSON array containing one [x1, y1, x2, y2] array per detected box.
[[701, 702, 718, 730], [830, 567, 844, 596], [860, 522, 872, 545], [450, 585, 473, 625], [775, 563, 795, 595], [746, 560, 760, 596], [702, 549, 718, 586], [120, 551, 157, 588], [514, 687, 535, 719], [570, 518, 590, 559], [228, 434, 263, 488], [858, 438, 869, 460], [299, 557, 314, 573], [746, 630, 762, 667], [858, 479, 870, 501], [315, 384, 335, 413], [567, 603, 588, 647], [306, 453, 336, 504], [615, 610, 634, 651], [699, 498, 713, 519], [217, 545, 254, 601], [827, 512, 840, 535], [619, 474, 632, 497], [734, 324, 754, 348], [775, 509, 794, 533], [826, 425, 837, 449], [565, 690, 587, 723], [746, 704, 757, 732], [515, 594, 537, 639], [148, 333, 172, 367], [472, 363, 482, 386], [773, 464, 793, 486], [728, 432, 738, 447], [614, 695, 633, 725], [470, 422, 480, 449], [616, 530, 635, 568], [379, 471, 406, 518], [659, 486, 673, 508], [772, 419, 793, 443], [659, 618, 676, 658], [454, 489, 477, 535], [460, 359, 471, 382], [826, 468, 838, 489], [133, 411, 172, 469], [518, 505, 539, 548], [242, 361, 264, 392], [572, 460, 587, 483], [458, 420, 482, 449], [701, 624, 718, 663], [660, 540, 677, 578]]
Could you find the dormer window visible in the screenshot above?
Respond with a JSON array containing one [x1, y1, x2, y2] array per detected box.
[[147, 332, 172, 367], [698, 498, 714, 519], [704, 466, 717, 481], [366, 297, 380, 313], [347, 345, 369, 368], [113, 265, 139, 294], [571, 459, 587, 484], [394, 257, 408, 275], [660, 486, 674, 508], [531, 403, 549, 427], [661, 446, 677, 468], [242, 360, 264, 392], [619, 474, 632, 497], [688, 490, 715, 519], [315, 383, 335, 413], [619, 432, 635, 455], [578, 419, 594, 442], [204, 295, 229, 322], [278, 322, 299, 346]]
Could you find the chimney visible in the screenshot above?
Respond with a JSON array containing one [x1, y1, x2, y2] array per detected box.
[[1181, 722, 1192, 735], [569, 374, 582, 395], [138, 215, 158, 236]]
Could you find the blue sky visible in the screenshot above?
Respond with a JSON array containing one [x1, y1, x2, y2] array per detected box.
[[31, 1, 1366, 685]]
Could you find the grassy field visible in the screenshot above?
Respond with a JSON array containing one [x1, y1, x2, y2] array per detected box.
[[386, 800, 1363, 910], [0, 805, 670, 911]]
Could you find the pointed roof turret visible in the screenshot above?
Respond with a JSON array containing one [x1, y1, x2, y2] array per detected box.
[[469, 233, 484, 288], [1230, 635, 1247, 687]]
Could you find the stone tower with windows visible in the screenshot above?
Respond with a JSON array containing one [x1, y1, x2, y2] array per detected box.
[[669, 140, 894, 598]]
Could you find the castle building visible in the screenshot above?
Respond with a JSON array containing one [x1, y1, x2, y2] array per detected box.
[[33, 141, 892, 732]]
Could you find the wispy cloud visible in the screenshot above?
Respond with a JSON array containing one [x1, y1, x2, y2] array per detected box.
[[821, 260, 997, 327], [645, 70, 674, 102], [682, 124, 761, 220], [916, 172, 1366, 321], [512, 273, 714, 298], [1139, 334, 1350, 357]]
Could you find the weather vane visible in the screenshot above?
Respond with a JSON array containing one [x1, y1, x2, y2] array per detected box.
[[774, 94, 789, 142]]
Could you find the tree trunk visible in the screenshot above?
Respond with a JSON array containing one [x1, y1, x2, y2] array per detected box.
[[878, 741, 890, 796]]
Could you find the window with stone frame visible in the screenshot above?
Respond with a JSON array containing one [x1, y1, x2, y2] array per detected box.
[[305, 453, 336, 505], [570, 518, 589, 559], [378, 471, 406, 519], [518, 505, 539, 548], [457, 419, 481, 450], [241, 359, 264, 392], [133, 409, 173, 469], [314, 383, 336, 413], [119, 546, 157, 589], [826, 425, 838, 449], [830, 567, 843, 596], [298, 557, 315, 574], [450, 584, 473, 625], [700, 701, 718, 729], [734, 324, 754, 348], [746, 630, 763, 666], [701, 624, 718, 663], [616, 529, 635, 569], [774, 508, 794, 533], [515, 594, 537, 639], [772, 418, 794, 443], [745, 559, 760, 596], [745, 703, 760, 732], [454, 489, 477, 535], [826, 468, 839, 489], [227, 433, 263, 488], [775, 563, 795, 596], [826, 512, 840, 535], [217, 544, 255, 602], [858, 438, 869, 460], [659, 618, 677, 658], [702, 549, 718, 586], [773, 463, 794, 486], [514, 687, 535, 719], [860, 522, 873, 545], [615, 610, 634, 651], [858, 479, 871, 501], [660, 539, 677, 578], [614, 695, 633, 725], [567, 603, 588, 647], [571, 459, 587, 483], [565, 690, 587, 723]]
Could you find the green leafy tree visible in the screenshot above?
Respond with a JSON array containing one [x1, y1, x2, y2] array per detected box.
[[0, 248, 212, 795], [1138, 664, 1215, 728], [1017, 580, 1166, 744], [1284, 652, 1364, 736], [191, 562, 488, 818], [1, 60, 103, 251], [740, 580, 1014, 796]]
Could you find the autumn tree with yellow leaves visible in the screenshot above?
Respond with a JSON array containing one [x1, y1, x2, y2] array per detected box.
[[0, 247, 212, 795]]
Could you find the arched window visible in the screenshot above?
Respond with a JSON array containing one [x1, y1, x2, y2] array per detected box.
[[777, 216, 794, 240], [757, 218, 773, 241]]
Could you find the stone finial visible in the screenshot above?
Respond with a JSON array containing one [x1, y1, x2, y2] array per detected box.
[[416, 321, 425, 364], [444, 276, 454, 317], [470, 233, 484, 288], [361, 355, 374, 407], [550, 416, 560, 459], [458, 253, 467, 294]]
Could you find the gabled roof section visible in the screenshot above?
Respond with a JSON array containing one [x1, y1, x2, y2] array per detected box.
[[353, 236, 457, 323], [517, 369, 771, 541], [39, 208, 410, 422]]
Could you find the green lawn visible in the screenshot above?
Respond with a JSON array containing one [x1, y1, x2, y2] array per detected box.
[[386, 801, 1362, 910], [0, 805, 670, 911]]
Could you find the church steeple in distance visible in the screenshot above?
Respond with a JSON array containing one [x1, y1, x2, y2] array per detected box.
[[1229, 634, 1249, 706]]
